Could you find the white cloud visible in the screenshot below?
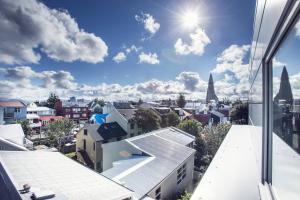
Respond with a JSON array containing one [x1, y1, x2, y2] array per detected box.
[[125, 45, 142, 54], [135, 13, 160, 37], [273, 57, 287, 68], [138, 52, 159, 64], [176, 71, 207, 91], [0, 0, 108, 65], [113, 52, 127, 63], [211, 44, 251, 98], [174, 28, 211, 56]]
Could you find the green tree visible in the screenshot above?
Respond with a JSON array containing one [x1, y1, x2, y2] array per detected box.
[[230, 101, 248, 124], [176, 93, 186, 108], [167, 111, 180, 127], [178, 191, 192, 200], [93, 105, 103, 114], [134, 108, 161, 132], [46, 93, 60, 109], [17, 120, 32, 138], [94, 98, 105, 107], [47, 118, 74, 148], [177, 119, 202, 137]]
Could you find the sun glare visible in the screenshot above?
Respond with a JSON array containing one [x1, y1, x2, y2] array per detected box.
[[180, 9, 200, 30]]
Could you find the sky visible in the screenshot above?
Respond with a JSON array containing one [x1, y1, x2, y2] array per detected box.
[[0, 0, 256, 101]]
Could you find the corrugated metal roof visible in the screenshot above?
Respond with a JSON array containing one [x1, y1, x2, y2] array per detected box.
[[117, 109, 137, 121], [0, 101, 25, 108], [0, 151, 133, 200], [103, 128, 195, 199]]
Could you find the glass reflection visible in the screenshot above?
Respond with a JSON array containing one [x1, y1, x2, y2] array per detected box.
[[272, 17, 300, 200]]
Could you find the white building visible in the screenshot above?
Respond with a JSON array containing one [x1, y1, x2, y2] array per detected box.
[[102, 127, 195, 199], [27, 102, 55, 116]]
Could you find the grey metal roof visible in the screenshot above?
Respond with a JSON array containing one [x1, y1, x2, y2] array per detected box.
[[0, 151, 132, 200], [155, 127, 195, 146], [117, 109, 137, 121], [103, 128, 195, 199]]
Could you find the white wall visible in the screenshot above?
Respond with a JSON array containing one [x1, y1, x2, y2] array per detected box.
[[0, 108, 4, 125], [147, 155, 195, 199], [102, 140, 142, 171]]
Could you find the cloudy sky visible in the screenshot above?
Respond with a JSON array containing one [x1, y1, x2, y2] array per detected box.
[[0, 0, 255, 101]]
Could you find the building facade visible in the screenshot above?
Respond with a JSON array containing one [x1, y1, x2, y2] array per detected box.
[[0, 101, 26, 124]]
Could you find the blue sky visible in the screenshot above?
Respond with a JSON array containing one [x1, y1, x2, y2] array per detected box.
[[0, 0, 255, 101]]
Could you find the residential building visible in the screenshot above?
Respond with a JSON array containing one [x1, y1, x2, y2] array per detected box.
[[0, 100, 26, 124], [192, 1, 300, 200], [210, 110, 227, 124], [0, 151, 133, 200], [106, 107, 142, 137], [102, 127, 195, 199], [76, 122, 128, 172], [55, 100, 90, 124], [39, 116, 64, 127], [26, 113, 41, 133], [0, 124, 33, 150], [187, 113, 211, 126], [27, 102, 55, 116]]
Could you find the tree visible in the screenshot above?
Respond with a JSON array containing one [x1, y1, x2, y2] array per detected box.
[[134, 108, 161, 132], [93, 105, 103, 114], [94, 98, 105, 107], [177, 93, 186, 108], [178, 191, 192, 200], [230, 101, 248, 124], [17, 120, 32, 138], [47, 118, 74, 148], [167, 111, 180, 127], [46, 93, 60, 109], [177, 119, 202, 137]]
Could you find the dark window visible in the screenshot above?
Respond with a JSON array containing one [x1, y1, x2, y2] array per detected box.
[[93, 142, 95, 150], [130, 123, 134, 129], [15, 108, 20, 113], [103, 140, 108, 144], [83, 139, 86, 150], [130, 133, 134, 137], [155, 186, 161, 200], [84, 129, 87, 135]]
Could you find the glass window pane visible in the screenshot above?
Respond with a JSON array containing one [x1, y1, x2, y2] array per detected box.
[[272, 17, 300, 200]]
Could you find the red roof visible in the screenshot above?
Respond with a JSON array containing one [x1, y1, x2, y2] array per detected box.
[[39, 116, 63, 121], [0, 101, 25, 108], [191, 114, 210, 125]]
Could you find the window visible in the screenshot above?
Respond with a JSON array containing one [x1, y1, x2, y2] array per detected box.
[[130, 123, 134, 129], [93, 142, 95, 151], [177, 163, 187, 185], [270, 15, 300, 200], [15, 108, 20, 113], [82, 113, 87, 118], [155, 187, 161, 200], [84, 129, 87, 135], [73, 114, 80, 118], [130, 133, 134, 137], [83, 139, 86, 150]]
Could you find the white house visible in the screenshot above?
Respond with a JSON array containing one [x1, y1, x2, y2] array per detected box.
[[27, 102, 55, 116], [106, 107, 142, 137], [102, 127, 196, 199]]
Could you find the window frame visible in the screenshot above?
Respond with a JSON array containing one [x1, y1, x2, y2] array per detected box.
[[260, 0, 300, 197]]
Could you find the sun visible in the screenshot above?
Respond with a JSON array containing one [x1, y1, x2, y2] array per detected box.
[[180, 9, 200, 30]]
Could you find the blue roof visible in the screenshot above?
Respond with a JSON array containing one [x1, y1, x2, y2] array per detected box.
[[90, 113, 108, 124]]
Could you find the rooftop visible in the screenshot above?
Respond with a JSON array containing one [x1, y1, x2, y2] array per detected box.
[[83, 122, 127, 141], [0, 101, 25, 108], [117, 109, 137, 121], [0, 151, 132, 200], [102, 127, 195, 199]]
